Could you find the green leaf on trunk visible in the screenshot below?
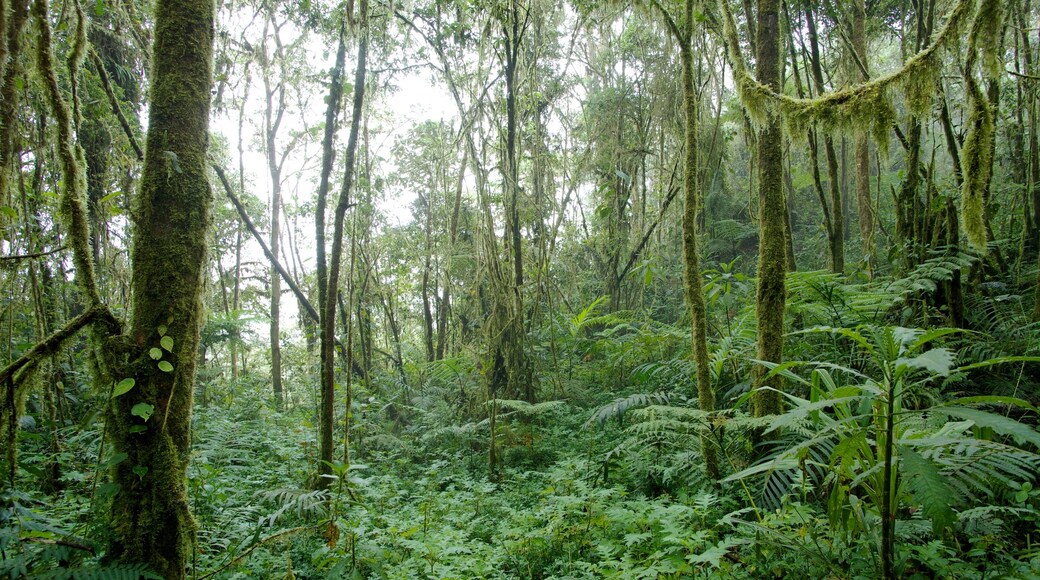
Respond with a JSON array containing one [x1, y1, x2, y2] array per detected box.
[[113, 378, 136, 397], [131, 402, 155, 421]]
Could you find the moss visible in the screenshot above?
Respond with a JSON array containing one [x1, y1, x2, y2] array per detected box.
[[33, 0, 100, 308], [66, 0, 88, 129], [960, 84, 993, 253], [717, 0, 975, 147], [959, 0, 1003, 254], [105, 0, 215, 576], [751, 0, 786, 418]]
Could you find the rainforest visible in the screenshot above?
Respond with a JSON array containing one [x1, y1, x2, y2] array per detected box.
[[2, 0, 1040, 578]]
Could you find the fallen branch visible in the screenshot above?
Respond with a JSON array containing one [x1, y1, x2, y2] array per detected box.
[[196, 523, 324, 580]]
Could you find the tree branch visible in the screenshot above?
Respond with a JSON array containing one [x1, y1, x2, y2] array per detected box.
[[213, 164, 321, 325], [0, 306, 103, 387]]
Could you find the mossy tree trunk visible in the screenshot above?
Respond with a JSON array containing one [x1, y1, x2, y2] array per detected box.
[[852, 0, 875, 276], [499, 0, 531, 403], [652, 0, 720, 481], [105, 0, 214, 575], [319, 0, 369, 487], [752, 0, 785, 418]]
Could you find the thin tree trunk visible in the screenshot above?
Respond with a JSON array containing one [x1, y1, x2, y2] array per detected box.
[[437, 148, 467, 361], [853, 0, 875, 275], [318, 0, 368, 487], [752, 0, 786, 418], [263, 17, 286, 410], [804, 3, 843, 272]]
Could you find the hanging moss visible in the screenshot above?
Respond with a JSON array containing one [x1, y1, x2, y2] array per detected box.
[[717, 0, 976, 150], [32, 0, 101, 308], [959, 0, 1002, 254]]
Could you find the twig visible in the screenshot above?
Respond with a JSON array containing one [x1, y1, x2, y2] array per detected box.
[[90, 48, 144, 161], [0, 246, 67, 262]]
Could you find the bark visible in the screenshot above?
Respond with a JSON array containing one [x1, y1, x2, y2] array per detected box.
[[752, 0, 785, 418], [105, 0, 214, 574], [853, 0, 875, 275], [262, 17, 286, 410], [319, 0, 368, 487]]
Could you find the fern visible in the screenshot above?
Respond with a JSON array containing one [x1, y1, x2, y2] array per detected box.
[[488, 399, 567, 418], [33, 563, 163, 580], [585, 392, 671, 428], [257, 488, 330, 525], [900, 446, 959, 535]]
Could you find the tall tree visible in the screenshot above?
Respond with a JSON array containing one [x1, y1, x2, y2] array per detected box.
[[649, 0, 720, 481], [104, 0, 215, 573], [261, 9, 287, 410], [316, 0, 369, 487], [752, 0, 785, 417]]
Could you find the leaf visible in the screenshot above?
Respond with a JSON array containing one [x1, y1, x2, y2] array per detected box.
[[157, 325, 168, 337], [899, 445, 958, 535], [133, 465, 149, 480], [99, 191, 122, 204], [687, 537, 745, 568], [149, 348, 162, 360], [937, 406, 1040, 447], [129, 425, 148, 434], [103, 452, 129, 468], [160, 335, 174, 352], [113, 378, 136, 397], [158, 361, 174, 372], [944, 396, 1037, 412], [896, 348, 955, 376], [132, 402, 155, 422]]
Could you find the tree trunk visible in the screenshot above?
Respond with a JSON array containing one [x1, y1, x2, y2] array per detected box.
[[752, 0, 785, 418], [804, 3, 844, 273], [318, 0, 369, 488], [853, 0, 875, 275], [263, 19, 285, 410], [105, 0, 214, 574]]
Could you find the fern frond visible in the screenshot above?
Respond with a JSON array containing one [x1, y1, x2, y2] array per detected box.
[[257, 488, 330, 525], [34, 563, 163, 580], [584, 392, 672, 428], [899, 445, 959, 535]]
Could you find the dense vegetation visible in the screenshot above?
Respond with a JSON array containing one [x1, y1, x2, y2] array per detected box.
[[2, 0, 1040, 578]]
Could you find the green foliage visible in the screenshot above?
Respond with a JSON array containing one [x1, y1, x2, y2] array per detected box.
[[730, 324, 1040, 573]]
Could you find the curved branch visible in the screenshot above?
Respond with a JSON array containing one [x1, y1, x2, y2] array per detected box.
[[717, 0, 974, 145]]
